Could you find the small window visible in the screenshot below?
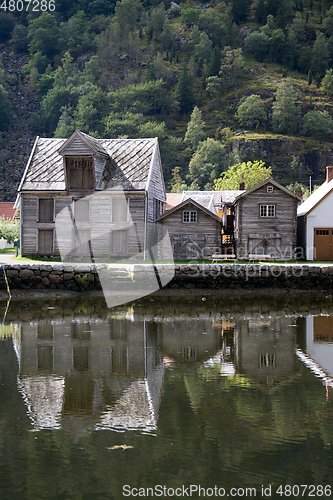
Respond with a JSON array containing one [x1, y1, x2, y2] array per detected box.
[[74, 198, 89, 222], [111, 198, 128, 222], [267, 185, 274, 193], [183, 211, 197, 223], [260, 205, 275, 217], [67, 157, 94, 190], [38, 199, 54, 222]]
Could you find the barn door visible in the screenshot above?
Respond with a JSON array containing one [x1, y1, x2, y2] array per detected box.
[[314, 228, 333, 260], [38, 230, 53, 255], [172, 234, 206, 260]]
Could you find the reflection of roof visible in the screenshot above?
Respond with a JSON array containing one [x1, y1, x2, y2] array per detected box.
[[17, 375, 65, 430], [19, 132, 158, 192], [297, 178, 333, 217]]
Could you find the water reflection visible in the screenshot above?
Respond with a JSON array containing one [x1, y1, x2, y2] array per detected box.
[[10, 300, 322, 436]]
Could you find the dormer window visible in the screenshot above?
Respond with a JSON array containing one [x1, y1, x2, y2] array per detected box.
[[66, 157, 94, 190]]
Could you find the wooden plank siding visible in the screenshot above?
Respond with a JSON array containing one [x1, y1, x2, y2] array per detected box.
[[146, 141, 166, 223], [158, 202, 222, 260], [234, 184, 298, 260], [21, 192, 146, 258]]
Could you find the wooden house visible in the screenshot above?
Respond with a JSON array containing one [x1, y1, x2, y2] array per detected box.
[[232, 178, 301, 260], [157, 198, 222, 259], [17, 130, 166, 259], [297, 167, 333, 261]]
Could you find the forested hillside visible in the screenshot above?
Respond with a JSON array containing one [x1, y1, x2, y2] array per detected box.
[[1, 0, 333, 200]]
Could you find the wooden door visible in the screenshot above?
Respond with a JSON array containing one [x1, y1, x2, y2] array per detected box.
[[38, 229, 53, 255], [314, 228, 333, 260], [172, 234, 206, 260]]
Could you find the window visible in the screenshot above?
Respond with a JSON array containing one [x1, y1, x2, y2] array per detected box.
[[183, 211, 197, 223], [259, 353, 276, 368], [111, 198, 128, 222], [67, 157, 94, 190], [38, 199, 54, 222], [74, 198, 89, 222], [73, 229, 91, 257], [267, 185, 274, 193], [316, 229, 329, 235], [260, 205, 275, 217], [111, 229, 128, 255]]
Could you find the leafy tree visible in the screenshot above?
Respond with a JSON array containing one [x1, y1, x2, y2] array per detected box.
[[198, 10, 227, 47], [303, 110, 333, 137], [219, 47, 244, 88], [188, 138, 228, 190], [194, 32, 212, 75], [230, 0, 251, 23], [170, 167, 188, 193], [0, 85, 12, 132], [184, 107, 206, 150], [109, 79, 169, 115], [206, 76, 222, 99], [104, 112, 145, 137], [0, 217, 19, 244], [114, 0, 137, 36], [321, 68, 333, 94], [214, 160, 272, 190], [286, 181, 309, 198], [74, 84, 109, 135], [237, 95, 267, 130], [245, 31, 269, 62], [160, 21, 174, 50], [10, 25, 29, 53], [41, 85, 72, 133], [322, 6, 333, 37], [208, 47, 221, 77], [60, 11, 93, 59], [272, 81, 300, 135], [269, 28, 285, 62], [180, 8, 201, 27], [0, 13, 15, 43], [148, 3, 166, 40], [284, 28, 298, 69], [311, 31, 329, 77], [54, 107, 76, 138], [175, 66, 195, 114], [28, 13, 60, 59]]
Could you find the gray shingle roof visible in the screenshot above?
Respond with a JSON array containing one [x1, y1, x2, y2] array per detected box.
[[181, 190, 243, 213], [19, 133, 157, 192]]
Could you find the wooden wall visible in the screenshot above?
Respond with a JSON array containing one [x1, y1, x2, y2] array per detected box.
[[159, 202, 222, 259], [234, 185, 298, 259]]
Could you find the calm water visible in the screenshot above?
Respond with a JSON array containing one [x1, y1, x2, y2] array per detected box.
[[0, 293, 333, 500]]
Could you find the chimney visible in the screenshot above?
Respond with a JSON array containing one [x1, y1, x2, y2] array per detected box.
[[294, 189, 302, 198], [327, 166, 333, 183], [239, 181, 245, 190]]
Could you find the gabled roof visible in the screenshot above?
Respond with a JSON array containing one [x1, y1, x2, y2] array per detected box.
[[18, 132, 159, 192], [58, 130, 109, 158], [297, 178, 333, 217], [158, 198, 223, 222], [166, 193, 182, 210], [182, 190, 244, 213], [234, 178, 302, 202]]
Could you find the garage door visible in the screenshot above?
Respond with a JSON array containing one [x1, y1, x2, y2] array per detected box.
[[314, 228, 333, 260]]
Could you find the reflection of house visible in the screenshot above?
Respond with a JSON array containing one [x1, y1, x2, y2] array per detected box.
[[17, 317, 165, 435], [297, 167, 333, 261], [17, 130, 166, 258], [301, 315, 333, 382]]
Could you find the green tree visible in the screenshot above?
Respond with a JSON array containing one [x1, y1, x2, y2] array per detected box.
[[272, 81, 300, 135], [175, 66, 195, 114], [28, 13, 60, 59], [0, 217, 19, 244], [170, 166, 188, 193], [188, 138, 228, 190], [219, 47, 244, 88], [237, 95, 267, 130], [208, 47, 221, 77], [74, 84, 109, 135], [41, 85, 72, 134], [194, 32, 212, 75], [184, 106, 206, 150], [198, 10, 227, 47], [245, 31, 269, 62], [0, 12, 15, 42], [54, 107, 76, 138], [303, 110, 333, 137], [180, 8, 201, 27], [230, 0, 251, 22], [10, 25, 29, 53], [0, 85, 12, 132], [321, 68, 333, 94], [214, 160, 272, 190], [322, 6, 333, 37], [269, 28, 285, 63], [286, 181, 310, 198], [311, 31, 329, 77]]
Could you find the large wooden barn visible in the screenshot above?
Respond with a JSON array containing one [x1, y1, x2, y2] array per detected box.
[[17, 130, 166, 259]]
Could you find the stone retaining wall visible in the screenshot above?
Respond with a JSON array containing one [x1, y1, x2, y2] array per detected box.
[[0, 262, 333, 292]]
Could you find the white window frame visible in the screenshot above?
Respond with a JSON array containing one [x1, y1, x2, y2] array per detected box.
[[183, 210, 197, 223], [260, 204, 275, 217], [267, 185, 274, 193]]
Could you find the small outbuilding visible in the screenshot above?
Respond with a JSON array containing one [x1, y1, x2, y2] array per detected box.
[[157, 198, 222, 260]]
